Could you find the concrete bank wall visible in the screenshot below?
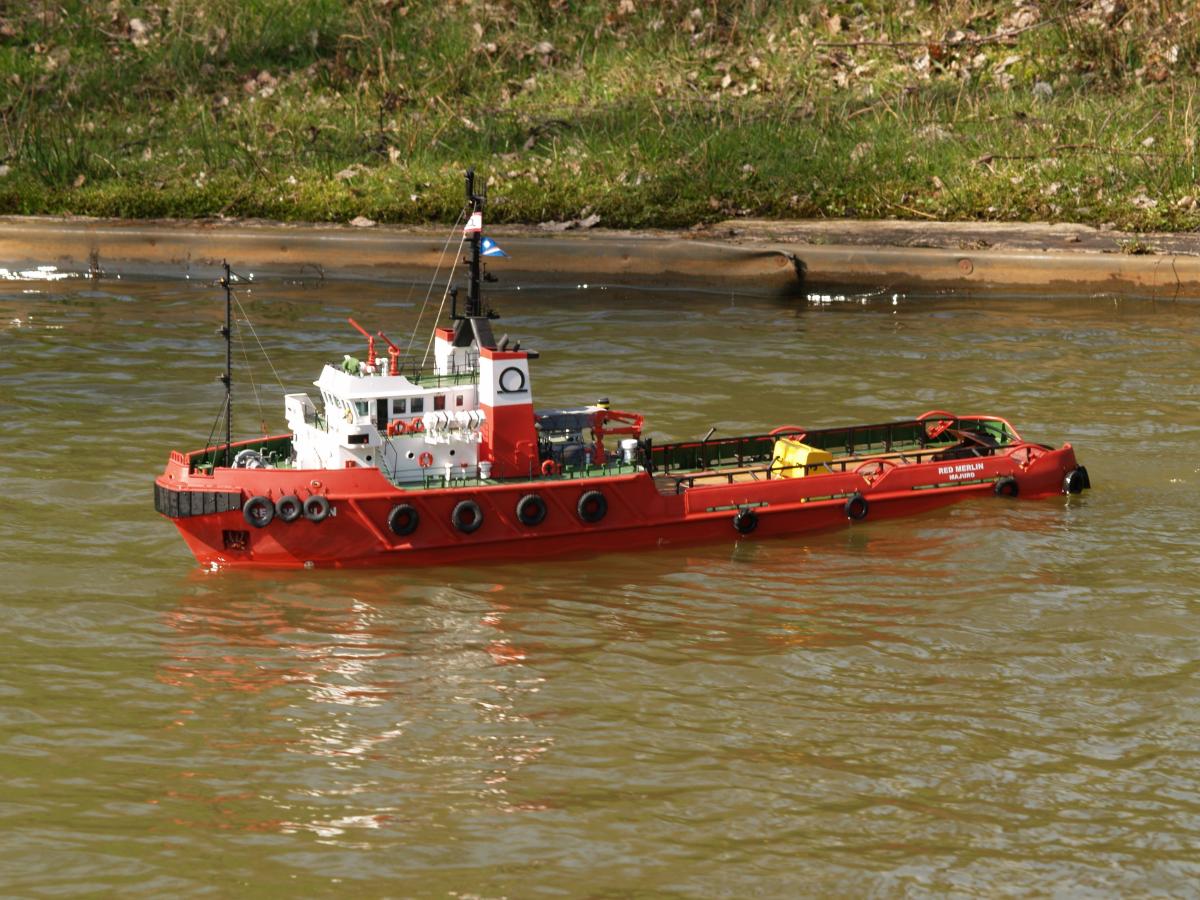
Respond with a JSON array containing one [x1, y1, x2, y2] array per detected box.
[[713, 219, 1200, 300], [0, 218, 801, 296], [3, 215, 1198, 300], [790, 243, 1197, 300]]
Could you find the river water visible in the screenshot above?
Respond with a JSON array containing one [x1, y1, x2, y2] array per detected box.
[[2, 273, 1198, 896]]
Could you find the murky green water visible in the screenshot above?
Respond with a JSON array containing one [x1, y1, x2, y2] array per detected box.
[[2, 274, 1199, 896]]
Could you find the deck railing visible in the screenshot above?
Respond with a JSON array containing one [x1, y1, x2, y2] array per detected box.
[[412, 458, 643, 490], [662, 443, 994, 492], [650, 416, 1014, 489], [385, 358, 480, 388]]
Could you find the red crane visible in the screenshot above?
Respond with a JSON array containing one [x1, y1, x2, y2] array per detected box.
[[376, 330, 402, 376], [347, 318, 377, 369]]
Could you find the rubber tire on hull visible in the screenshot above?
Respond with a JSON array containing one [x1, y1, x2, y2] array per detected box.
[[516, 493, 547, 527], [387, 503, 420, 536], [577, 490, 608, 524], [303, 495, 331, 522], [844, 492, 869, 521], [732, 508, 758, 535], [994, 476, 1019, 498], [243, 495, 274, 528], [1063, 468, 1088, 494], [276, 494, 303, 522], [452, 499, 484, 534]]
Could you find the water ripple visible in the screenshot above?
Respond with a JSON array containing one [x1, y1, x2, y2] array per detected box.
[[2, 280, 1199, 895]]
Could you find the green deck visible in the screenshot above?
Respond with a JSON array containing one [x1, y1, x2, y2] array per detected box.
[[188, 434, 295, 473]]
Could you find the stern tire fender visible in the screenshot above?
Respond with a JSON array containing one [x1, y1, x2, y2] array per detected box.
[[732, 508, 759, 535], [1063, 468, 1088, 494], [994, 476, 1019, 498]]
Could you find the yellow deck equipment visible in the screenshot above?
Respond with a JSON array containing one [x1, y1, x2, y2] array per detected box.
[[771, 438, 834, 478]]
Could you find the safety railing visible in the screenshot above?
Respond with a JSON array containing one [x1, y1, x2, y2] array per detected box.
[[663, 430, 1010, 493], [648, 417, 1009, 477]]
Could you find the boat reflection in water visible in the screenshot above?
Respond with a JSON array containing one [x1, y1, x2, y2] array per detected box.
[[155, 573, 554, 838]]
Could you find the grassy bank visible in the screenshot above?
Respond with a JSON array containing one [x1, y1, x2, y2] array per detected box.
[[2, 1, 1199, 230]]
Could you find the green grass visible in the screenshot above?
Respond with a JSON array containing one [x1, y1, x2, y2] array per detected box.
[[2, 1, 1200, 230]]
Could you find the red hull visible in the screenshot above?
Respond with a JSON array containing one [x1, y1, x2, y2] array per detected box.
[[155, 437, 1082, 570]]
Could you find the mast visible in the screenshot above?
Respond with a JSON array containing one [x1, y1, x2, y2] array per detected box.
[[220, 261, 233, 466], [447, 169, 499, 352], [465, 168, 483, 317]]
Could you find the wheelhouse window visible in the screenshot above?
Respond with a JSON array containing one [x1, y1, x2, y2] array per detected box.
[[434, 394, 446, 411], [392, 398, 407, 415], [411, 397, 425, 413], [354, 401, 369, 417]]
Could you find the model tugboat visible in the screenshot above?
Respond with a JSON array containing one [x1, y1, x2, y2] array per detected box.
[[154, 171, 1090, 569]]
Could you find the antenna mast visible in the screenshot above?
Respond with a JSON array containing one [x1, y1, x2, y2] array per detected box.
[[465, 168, 483, 318], [220, 260, 233, 466]]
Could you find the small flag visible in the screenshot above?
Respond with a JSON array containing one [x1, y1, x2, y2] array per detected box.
[[464, 211, 482, 234], [481, 236, 508, 257]]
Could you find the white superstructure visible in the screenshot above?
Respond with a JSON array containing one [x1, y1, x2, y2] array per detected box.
[[285, 328, 489, 483]]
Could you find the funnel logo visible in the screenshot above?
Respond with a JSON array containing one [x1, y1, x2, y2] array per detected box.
[[498, 366, 527, 394]]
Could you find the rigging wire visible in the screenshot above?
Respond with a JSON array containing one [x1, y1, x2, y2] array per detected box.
[[234, 320, 267, 434], [206, 268, 281, 449], [203, 393, 229, 459], [405, 205, 467, 361], [420, 235, 466, 368], [232, 290, 287, 392]]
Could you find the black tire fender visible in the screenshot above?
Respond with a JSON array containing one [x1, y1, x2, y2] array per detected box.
[[994, 476, 1019, 498], [303, 494, 331, 523], [1063, 468, 1087, 494], [732, 508, 758, 535], [387, 503, 420, 536], [844, 492, 869, 521], [243, 495, 274, 528], [275, 494, 303, 522], [516, 493, 547, 527], [577, 490, 608, 524], [452, 499, 484, 534]]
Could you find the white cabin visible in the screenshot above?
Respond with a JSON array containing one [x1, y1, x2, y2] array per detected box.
[[284, 316, 548, 483]]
